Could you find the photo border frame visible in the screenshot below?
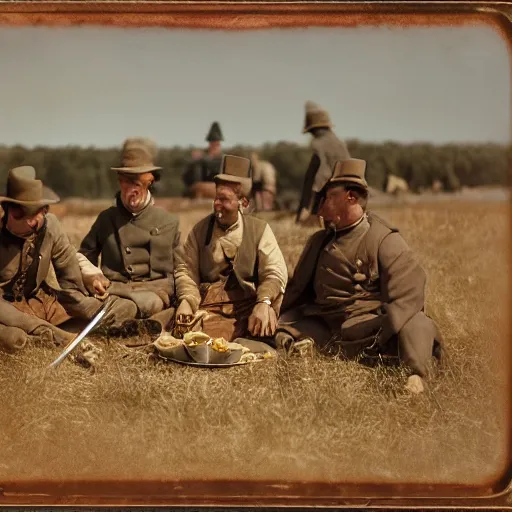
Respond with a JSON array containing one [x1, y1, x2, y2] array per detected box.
[[0, 0, 511, 508]]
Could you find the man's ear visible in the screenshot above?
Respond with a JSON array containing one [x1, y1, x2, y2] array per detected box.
[[240, 197, 250, 208], [346, 190, 358, 203]]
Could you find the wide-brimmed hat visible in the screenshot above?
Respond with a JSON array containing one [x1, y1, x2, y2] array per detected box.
[[206, 122, 224, 143], [0, 166, 59, 213], [302, 101, 333, 133], [111, 137, 162, 174], [327, 159, 368, 191], [213, 154, 252, 197]]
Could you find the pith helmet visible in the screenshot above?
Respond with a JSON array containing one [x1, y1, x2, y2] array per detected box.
[[206, 122, 224, 143], [0, 166, 59, 214], [303, 101, 333, 133], [213, 154, 252, 197], [111, 137, 162, 174]]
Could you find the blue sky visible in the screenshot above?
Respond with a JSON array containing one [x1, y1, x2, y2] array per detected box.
[[0, 23, 509, 148]]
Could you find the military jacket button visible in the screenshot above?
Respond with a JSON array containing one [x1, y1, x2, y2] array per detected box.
[[125, 247, 131, 254], [150, 227, 160, 236], [353, 272, 366, 282], [126, 265, 133, 273]]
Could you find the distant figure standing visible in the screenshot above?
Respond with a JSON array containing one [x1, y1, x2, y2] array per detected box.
[[296, 101, 350, 224], [187, 121, 225, 199], [384, 172, 409, 195], [182, 148, 204, 197], [250, 151, 277, 211]]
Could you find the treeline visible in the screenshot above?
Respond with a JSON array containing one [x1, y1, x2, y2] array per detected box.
[[0, 141, 509, 199]]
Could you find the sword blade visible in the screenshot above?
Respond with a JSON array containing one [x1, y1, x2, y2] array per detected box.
[[48, 298, 112, 369]]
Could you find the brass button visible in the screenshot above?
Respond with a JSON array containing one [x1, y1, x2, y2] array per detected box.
[[150, 227, 160, 236], [353, 272, 366, 282], [125, 247, 131, 254], [126, 265, 133, 273]]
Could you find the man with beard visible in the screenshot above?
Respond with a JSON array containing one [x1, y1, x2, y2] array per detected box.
[[0, 166, 101, 352], [174, 154, 287, 342], [277, 158, 443, 394], [77, 137, 180, 334], [296, 101, 350, 224]]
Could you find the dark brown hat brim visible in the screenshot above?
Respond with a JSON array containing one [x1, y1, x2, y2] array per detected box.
[[0, 185, 60, 207]]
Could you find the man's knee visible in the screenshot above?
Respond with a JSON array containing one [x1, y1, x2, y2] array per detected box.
[[0, 325, 29, 353], [130, 291, 165, 318], [63, 296, 103, 321], [401, 311, 434, 337], [106, 297, 139, 327]]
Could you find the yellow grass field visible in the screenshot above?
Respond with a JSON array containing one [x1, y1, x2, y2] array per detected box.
[[0, 201, 509, 493]]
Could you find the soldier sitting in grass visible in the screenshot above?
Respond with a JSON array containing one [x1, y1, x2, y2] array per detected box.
[[174, 154, 287, 342], [76, 138, 180, 336], [276, 158, 443, 394], [0, 166, 103, 352]]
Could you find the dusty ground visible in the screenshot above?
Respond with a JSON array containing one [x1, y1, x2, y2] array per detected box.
[[0, 200, 509, 489]]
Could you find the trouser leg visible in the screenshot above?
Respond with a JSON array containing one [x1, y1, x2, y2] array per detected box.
[[398, 311, 439, 377]]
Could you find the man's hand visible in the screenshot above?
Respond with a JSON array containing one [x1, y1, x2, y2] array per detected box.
[[91, 275, 111, 296], [30, 324, 74, 347], [297, 207, 310, 223], [176, 299, 193, 319], [83, 273, 110, 297], [248, 302, 277, 337]]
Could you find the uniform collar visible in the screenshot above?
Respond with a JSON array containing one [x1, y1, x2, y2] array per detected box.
[[333, 213, 366, 236], [215, 211, 242, 233], [116, 191, 154, 217]]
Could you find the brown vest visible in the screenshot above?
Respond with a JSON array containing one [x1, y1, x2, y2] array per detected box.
[[194, 214, 267, 294]]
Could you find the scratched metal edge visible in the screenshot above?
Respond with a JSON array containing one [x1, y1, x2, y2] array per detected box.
[[0, 1, 511, 509]]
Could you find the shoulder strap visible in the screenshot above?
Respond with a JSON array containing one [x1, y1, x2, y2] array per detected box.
[[204, 214, 216, 247]]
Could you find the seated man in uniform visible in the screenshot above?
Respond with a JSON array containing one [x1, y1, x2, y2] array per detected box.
[[276, 158, 443, 394], [77, 137, 180, 334], [0, 166, 102, 352], [174, 154, 287, 342]]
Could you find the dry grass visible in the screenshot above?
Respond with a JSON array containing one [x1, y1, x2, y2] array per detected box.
[[0, 201, 509, 487]]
